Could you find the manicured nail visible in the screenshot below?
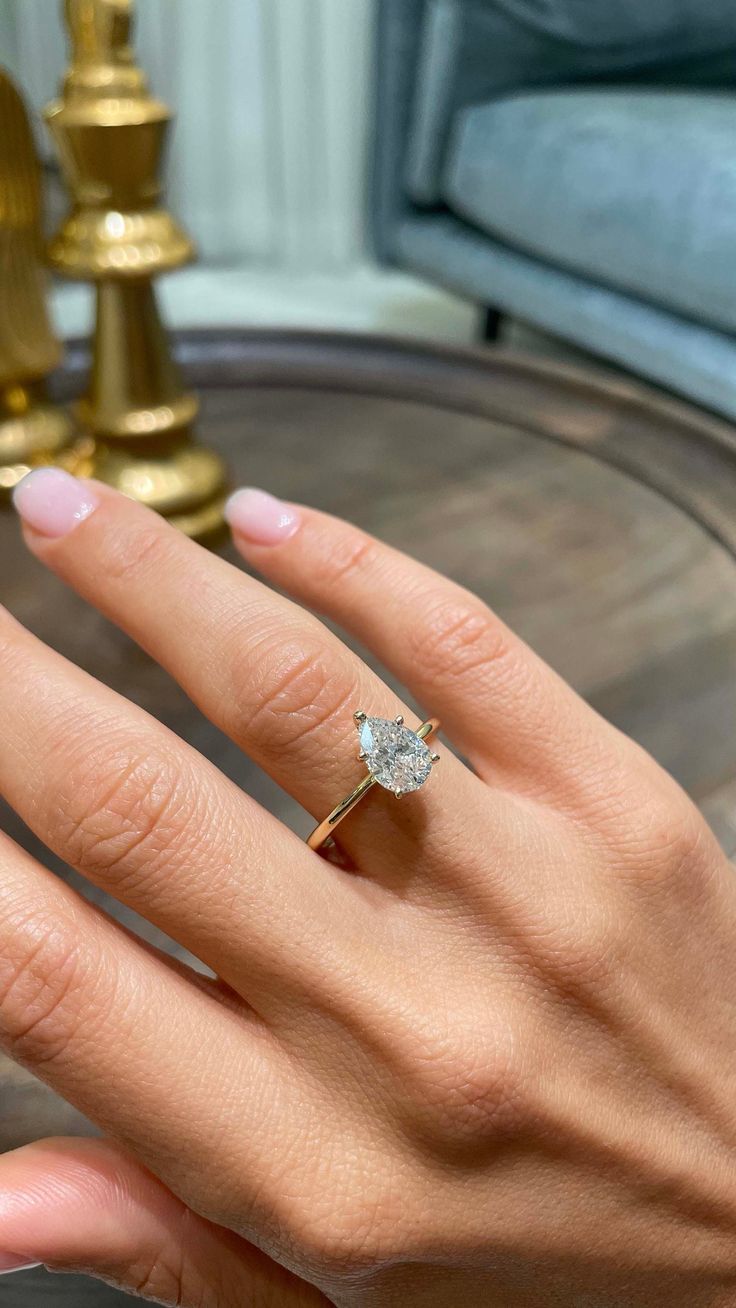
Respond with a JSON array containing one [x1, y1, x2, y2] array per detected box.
[[13, 467, 99, 539], [225, 487, 300, 545], [0, 1252, 41, 1274]]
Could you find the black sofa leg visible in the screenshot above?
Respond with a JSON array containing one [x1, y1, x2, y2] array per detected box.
[[481, 306, 504, 342]]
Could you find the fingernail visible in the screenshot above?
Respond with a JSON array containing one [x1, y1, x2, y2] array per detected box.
[[13, 467, 99, 539], [0, 1252, 41, 1274], [225, 487, 300, 545]]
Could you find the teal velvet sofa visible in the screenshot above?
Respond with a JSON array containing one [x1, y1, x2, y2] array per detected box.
[[371, 1, 736, 419]]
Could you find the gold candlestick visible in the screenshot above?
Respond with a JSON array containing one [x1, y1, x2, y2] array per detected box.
[[44, 0, 227, 540], [0, 68, 76, 496]]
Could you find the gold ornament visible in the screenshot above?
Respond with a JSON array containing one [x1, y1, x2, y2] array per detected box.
[[0, 68, 76, 496], [45, 0, 228, 539]]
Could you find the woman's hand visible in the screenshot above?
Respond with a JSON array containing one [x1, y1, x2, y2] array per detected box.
[[0, 468, 735, 1307]]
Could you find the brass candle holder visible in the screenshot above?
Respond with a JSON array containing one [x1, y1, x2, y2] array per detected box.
[[0, 68, 76, 496], [44, 0, 227, 539]]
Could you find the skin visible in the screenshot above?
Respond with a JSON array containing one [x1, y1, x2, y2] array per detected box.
[[0, 481, 735, 1306]]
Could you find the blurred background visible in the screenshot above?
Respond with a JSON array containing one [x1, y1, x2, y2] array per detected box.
[[2, 3, 736, 1303], [5, 0, 736, 400], [0, 0, 475, 342]]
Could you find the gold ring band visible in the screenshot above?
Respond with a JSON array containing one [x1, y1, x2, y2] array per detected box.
[[307, 713, 440, 852]]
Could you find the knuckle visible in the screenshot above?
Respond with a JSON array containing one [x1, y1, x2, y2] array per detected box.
[[54, 741, 188, 887], [557, 931, 618, 995], [618, 792, 711, 891], [409, 592, 513, 687], [395, 1003, 527, 1154], [99, 522, 172, 587], [0, 909, 92, 1066], [648, 801, 705, 870], [311, 529, 381, 590], [534, 905, 620, 993], [231, 632, 358, 754]]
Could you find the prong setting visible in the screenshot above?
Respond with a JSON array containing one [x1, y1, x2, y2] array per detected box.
[[309, 713, 440, 849], [355, 713, 434, 794]]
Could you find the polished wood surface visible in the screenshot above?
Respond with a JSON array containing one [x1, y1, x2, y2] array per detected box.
[[2, 330, 736, 1304]]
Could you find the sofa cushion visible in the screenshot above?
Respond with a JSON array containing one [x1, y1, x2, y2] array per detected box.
[[407, 0, 736, 203], [394, 211, 736, 422], [443, 90, 736, 334]]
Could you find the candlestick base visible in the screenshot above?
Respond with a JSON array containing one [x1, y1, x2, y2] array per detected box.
[[86, 437, 228, 541], [0, 382, 77, 496]]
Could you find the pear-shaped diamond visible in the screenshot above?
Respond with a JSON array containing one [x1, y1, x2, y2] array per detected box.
[[358, 716, 433, 795]]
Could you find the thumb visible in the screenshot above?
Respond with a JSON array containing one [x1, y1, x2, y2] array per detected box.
[[0, 1137, 326, 1306]]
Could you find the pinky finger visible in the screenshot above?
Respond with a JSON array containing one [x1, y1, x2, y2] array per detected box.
[[0, 1137, 326, 1306]]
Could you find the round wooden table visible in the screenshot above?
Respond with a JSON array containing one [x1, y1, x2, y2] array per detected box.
[[2, 330, 736, 1305]]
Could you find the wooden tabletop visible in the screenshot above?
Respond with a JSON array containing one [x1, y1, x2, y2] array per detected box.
[[2, 330, 736, 1304]]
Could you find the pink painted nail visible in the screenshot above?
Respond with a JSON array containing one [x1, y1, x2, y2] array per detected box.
[[225, 487, 300, 545], [0, 1252, 41, 1274], [13, 467, 99, 539]]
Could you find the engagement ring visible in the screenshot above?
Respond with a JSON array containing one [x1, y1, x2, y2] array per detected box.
[[307, 711, 440, 851]]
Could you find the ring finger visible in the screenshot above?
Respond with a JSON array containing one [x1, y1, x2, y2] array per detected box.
[[13, 470, 488, 884]]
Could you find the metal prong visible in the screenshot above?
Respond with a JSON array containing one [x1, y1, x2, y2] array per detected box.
[[395, 789, 404, 798], [395, 714, 404, 726], [358, 751, 366, 761], [431, 753, 440, 764], [354, 710, 367, 723]]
